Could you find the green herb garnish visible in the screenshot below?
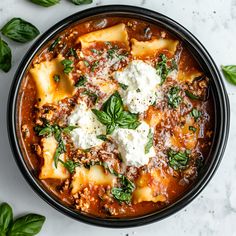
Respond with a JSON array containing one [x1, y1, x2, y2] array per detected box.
[[191, 108, 201, 121], [30, 0, 60, 7], [53, 74, 60, 82], [168, 149, 189, 170], [144, 129, 153, 154], [66, 47, 78, 58], [74, 75, 87, 87], [1, 18, 40, 43], [48, 37, 61, 52], [71, 0, 93, 5], [167, 86, 182, 108], [111, 175, 135, 203], [83, 60, 89, 67], [118, 83, 128, 90], [92, 92, 140, 134], [59, 159, 80, 173], [0, 37, 12, 72], [83, 90, 98, 104], [185, 90, 200, 100], [91, 60, 99, 72], [96, 134, 108, 141], [35, 124, 76, 167], [189, 126, 197, 132], [0, 202, 45, 236], [61, 59, 73, 74], [156, 54, 172, 84], [221, 65, 236, 85]]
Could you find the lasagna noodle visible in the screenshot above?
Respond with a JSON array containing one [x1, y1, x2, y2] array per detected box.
[[77, 23, 129, 49], [71, 165, 116, 194], [133, 169, 169, 204], [39, 136, 69, 180], [131, 38, 179, 57], [30, 54, 75, 106], [177, 70, 203, 83]]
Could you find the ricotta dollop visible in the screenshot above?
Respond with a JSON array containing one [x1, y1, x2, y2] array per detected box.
[[114, 60, 161, 113], [68, 102, 106, 149], [111, 121, 155, 167]]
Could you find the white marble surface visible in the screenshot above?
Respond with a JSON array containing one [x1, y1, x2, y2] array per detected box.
[[0, 0, 236, 235]]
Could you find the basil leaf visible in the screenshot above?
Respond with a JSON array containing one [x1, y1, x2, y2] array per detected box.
[[0, 203, 13, 235], [1, 18, 40, 43], [54, 140, 65, 168], [96, 134, 108, 141], [66, 48, 78, 58], [30, 0, 60, 7], [59, 159, 80, 173], [83, 90, 98, 104], [111, 188, 132, 202], [53, 74, 60, 82], [118, 83, 128, 90], [185, 90, 200, 100], [61, 59, 73, 74], [111, 175, 135, 203], [106, 123, 116, 135], [71, 0, 93, 5], [168, 149, 189, 171], [116, 111, 140, 129], [62, 125, 77, 134], [74, 75, 87, 87], [102, 92, 123, 119], [0, 37, 12, 73], [48, 37, 61, 52], [191, 108, 201, 121], [8, 214, 45, 236], [189, 126, 196, 132], [167, 86, 182, 108], [144, 129, 153, 154], [91, 109, 112, 125], [222, 65, 236, 85]]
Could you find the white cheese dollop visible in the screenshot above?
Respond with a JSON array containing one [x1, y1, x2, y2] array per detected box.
[[111, 121, 156, 167], [68, 102, 106, 149], [114, 60, 161, 113]]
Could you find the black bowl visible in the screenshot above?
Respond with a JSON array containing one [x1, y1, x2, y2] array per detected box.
[[7, 5, 230, 228]]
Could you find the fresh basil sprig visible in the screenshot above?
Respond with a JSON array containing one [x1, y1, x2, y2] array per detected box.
[[0, 202, 45, 236], [30, 0, 60, 7], [1, 18, 40, 43], [71, 0, 93, 5], [222, 65, 236, 85], [0, 37, 12, 72], [92, 92, 140, 134], [0, 202, 13, 235], [35, 124, 77, 167], [111, 175, 135, 203]]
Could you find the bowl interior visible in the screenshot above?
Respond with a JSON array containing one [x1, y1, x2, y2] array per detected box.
[[8, 5, 230, 228]]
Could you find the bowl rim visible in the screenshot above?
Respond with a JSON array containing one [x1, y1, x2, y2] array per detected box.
[[7, 5, 230, 228]]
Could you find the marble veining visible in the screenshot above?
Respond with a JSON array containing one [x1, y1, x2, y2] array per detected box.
[[0, 0, 235, 235]]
